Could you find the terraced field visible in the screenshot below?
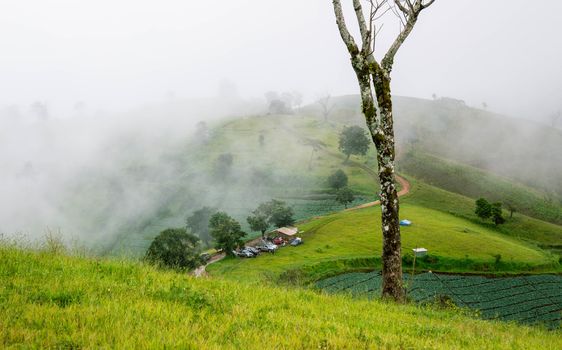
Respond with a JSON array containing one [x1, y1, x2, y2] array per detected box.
[[317, 272, 562, 329]]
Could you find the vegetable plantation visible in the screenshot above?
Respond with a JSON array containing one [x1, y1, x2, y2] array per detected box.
[[316, 272, 562, 329]]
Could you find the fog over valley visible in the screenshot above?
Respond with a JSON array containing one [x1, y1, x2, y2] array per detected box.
[[1, 1, 561, 251]]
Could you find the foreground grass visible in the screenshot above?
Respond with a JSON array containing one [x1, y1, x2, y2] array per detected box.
[[1, 247, 560, 349]]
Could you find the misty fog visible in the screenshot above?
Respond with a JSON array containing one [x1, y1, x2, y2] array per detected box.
[[1, 1, 561, 251]]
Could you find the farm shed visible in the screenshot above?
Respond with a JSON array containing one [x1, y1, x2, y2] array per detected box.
[[275, 227, 298, 238]]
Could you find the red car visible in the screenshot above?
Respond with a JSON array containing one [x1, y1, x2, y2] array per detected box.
[[273, 236, 284, 245]]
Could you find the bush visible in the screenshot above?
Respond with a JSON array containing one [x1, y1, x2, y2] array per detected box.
[[327, 169, 348, 189], [209, 212, 246, 256], [475, 198, 492, 219], [145, 228, 203, 270], [335, 187, 355, 208]]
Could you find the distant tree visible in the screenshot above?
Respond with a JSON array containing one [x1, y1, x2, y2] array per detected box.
[[490, 202, 505, 225], [194, 121, 210, 144], [264, 91, 279, 104], [247, 200, 295, 238], [209, 212, 246, 256], [475, 198, 492, 220], [259, 133, 265, 147], [482, 102, 488, 110], [247, 204, 270, 239], [335, 187, 355, 208], [328, 169, 348, 190], [145, 228, 202, 270], [431, 93, 437, 100], [214, 153, 234, 179], [338, 126, 370, 162], [267, 199, 295, 228], [303, 137, 326, 170], [318, 94, 335, 121], [268, 99, 291, 114], [186, 207, 217, 246], [505, 201, 517, 218]]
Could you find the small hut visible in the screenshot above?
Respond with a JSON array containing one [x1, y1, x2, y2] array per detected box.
[[275, 227, 298, 240]]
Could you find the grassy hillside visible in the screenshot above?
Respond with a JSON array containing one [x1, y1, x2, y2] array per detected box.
[[208, 201, 559, 283], [399, 151, 562, 224], [1, 246, 560, 349], [402, 176, 562, 254], [105, 114, 382, 255], [25, 95, 559, 259]]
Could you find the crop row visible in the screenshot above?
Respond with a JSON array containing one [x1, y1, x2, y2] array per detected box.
[[316, 272, 562, 328]]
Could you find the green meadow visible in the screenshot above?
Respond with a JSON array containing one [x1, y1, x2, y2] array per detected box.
[[1, 246, 560, 349]]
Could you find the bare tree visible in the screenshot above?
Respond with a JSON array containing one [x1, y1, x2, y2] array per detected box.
[[318, 94, 335, 121], [332, 0, 436, 301]]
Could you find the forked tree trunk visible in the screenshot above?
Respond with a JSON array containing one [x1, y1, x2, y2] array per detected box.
[[333, 0, 435, 302]]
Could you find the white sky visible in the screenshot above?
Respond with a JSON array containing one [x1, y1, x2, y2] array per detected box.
[[1, 0, 561, 119]]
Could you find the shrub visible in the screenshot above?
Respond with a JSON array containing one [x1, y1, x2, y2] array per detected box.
[[327, 169, 348, 189], [145, 228, 202, 270]]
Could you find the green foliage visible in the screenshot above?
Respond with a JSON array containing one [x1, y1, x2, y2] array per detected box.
[[247, 200, 296, 237], [475, 199, 505, 225], [338, 125, 370, 161], [266, 199, 295, 228], [491, 202, 506, 225], [2, 246, 560, 349], [327, 169, 348, 189], [335, 187, 355, 208], [145, 228, 202, 270], [475, 198, 492, 219], [246, 207, 269, 239], [186, 207, 217, 246], [209, 212, 246, 256]]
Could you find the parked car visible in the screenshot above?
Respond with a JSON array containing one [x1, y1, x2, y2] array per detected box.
[[245, 246, 260, 255], [273, 236, 285, 245], [290, 237, 303, 246], [257, 242, 277, 253], [235, 249, 255, 258]]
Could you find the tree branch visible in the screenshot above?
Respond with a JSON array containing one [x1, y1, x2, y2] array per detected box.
[[382, 0, 435, 72], [332, 0, 360, 55], [421, 0, 435, 9], [352, 0, 371, 54]]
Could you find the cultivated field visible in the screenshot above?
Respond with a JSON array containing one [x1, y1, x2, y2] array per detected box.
[[317, 271, 562, 329]]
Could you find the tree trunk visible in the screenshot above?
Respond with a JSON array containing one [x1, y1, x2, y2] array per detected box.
[[372, 70, 404, 301], [353, 56, 404, 301]]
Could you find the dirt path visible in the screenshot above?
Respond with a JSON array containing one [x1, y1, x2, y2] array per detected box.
[[194, 252, 225, 277]]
